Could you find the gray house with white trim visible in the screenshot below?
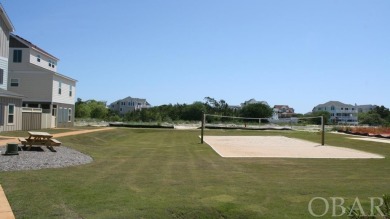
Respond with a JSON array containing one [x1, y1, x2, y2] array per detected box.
[[7, 34, 77, 128], [109, 96, 151, 115], [312, 101, 358, 125], [0, 4, 23, 132]]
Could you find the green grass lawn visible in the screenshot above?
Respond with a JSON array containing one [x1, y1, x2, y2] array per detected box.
[[1, 128, 390, 218], [0, 126, 105, 137]]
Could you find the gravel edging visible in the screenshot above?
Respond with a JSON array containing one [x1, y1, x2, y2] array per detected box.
[[0, 146, 93, 172]]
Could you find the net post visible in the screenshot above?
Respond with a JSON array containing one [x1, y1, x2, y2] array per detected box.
[[321, 116, 325, 145], [201, 113, 205, 144]]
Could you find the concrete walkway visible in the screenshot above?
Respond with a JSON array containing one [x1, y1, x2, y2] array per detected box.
[[0, 185, 15, 219], [0, 127, 115, 146]]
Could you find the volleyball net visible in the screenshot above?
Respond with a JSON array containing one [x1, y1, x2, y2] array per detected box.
[[200, 114, 325, 145]]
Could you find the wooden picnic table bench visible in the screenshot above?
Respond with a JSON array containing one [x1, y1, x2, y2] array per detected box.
[[18, 131, 62, 152]]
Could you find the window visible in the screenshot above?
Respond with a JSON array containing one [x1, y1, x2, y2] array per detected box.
[[8, 105, 15, 124], [120, 107, 123, 112], [0, 103, 3, 125], [13, 50, 22, 63], [68, 109, 72, 122], [58, 107, 63, 123], [69, 85, 72, 97], [58, 82, 62, 94], [57, 107, 68, 124], [0, 69, 3, 84], [49, 60, 52, 67], [52, 105, 57, 116], [345, 108, 349, 110], [331, 106, 335, 111], [37, 55, 41, 62], [10, 79, 19, 87]]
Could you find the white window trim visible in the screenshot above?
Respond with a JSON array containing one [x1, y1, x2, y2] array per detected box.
[[7, 104, 15, 125]]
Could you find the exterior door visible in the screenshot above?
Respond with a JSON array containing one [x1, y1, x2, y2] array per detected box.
[[52, 105, 57, 128]]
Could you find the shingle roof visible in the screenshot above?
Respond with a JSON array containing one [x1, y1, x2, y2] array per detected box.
[[10, 34, 59, 61], [315, 101, 355, 108], [0, 88, 24, 99]]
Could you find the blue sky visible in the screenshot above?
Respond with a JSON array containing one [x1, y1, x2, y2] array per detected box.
[[2, 0, 389, 113]]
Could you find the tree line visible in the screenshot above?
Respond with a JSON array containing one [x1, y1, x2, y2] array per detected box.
[[358, 105, 390, 126], [75, 98, 390, 126], [75, 97, 274, 122]]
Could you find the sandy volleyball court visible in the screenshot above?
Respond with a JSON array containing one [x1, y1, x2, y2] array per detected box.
[[203, 136, 384, 159]]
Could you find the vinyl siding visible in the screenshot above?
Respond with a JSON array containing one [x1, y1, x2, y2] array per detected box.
[[29, 52, 58, 72], [0, 57, 8, 90], [54, 103, 74, 128], [0, 97, 22, 132], [0, 12, 10, 90], [0, 16, 10, 58], [52, 75, 76, 105], [7, 70, 53, 101], [8, 48, 30, 70]]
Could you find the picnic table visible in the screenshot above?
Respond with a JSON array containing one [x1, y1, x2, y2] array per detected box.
[[18, 131, 61, 152]]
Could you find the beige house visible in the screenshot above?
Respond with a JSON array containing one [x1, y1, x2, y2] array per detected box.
[[0, 4, 23, 132], [7, 34, 77, 128]]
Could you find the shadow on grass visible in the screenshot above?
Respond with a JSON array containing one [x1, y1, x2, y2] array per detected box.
[[166, 206, 257, 219]]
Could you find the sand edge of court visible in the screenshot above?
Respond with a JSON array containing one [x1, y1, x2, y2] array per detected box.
[[202, 136, 384, 159]]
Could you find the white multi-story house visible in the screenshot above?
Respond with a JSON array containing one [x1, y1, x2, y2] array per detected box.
[[0, 4, 23, 132], [7, 34, 77, 128], [109, 96, 151, 115], [312, 101, 358, 125]]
